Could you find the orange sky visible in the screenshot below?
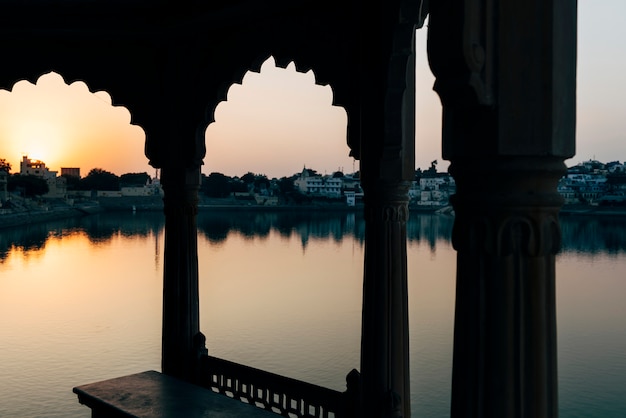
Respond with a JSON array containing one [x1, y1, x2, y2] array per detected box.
[[1, 7, 624, 178], [0, 73, 147, 177]]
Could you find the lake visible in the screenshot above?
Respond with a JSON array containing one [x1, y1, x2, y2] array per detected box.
[[0, 210, 624, 417]]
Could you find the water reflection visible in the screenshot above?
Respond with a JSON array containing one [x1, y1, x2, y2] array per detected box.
[[560, 214, 626, 255], [0, 210, 624, 418], [5, 211, 626, 259], [196, 210, 456, 251], [197, 210, 365, 247], [0, 212, 165, 262], [192, 210, 626, 256]]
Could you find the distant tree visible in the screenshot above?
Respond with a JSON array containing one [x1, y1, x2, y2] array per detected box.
[[120, 172, 150, 187], [239, 172, 270, 194], [80, 168, 120, 191], [61, 174, 81, 190], [0, 158, 11, 173], [8, 174, 49, 197], [202, 172, 232, 197], [240, 172, 256, 185], [277, 177, 295, 195], [230, 178, 248, 193], [253, 174, 270, 191]]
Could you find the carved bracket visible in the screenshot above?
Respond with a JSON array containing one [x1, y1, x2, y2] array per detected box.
[[449, 157, 566, 256], [363, 181, 411, 223], [451, 208, 562, 256]]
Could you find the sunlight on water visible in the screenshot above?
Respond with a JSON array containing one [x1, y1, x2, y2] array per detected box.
[[0, 216, 163, 418], [0, 212, 624, 417]]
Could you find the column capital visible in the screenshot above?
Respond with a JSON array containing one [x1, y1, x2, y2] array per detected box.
[[449, 157, 566, 256], [362, 180, 411, 223]]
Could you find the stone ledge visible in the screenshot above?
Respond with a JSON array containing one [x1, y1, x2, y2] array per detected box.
[[73, 370, 278, 418]]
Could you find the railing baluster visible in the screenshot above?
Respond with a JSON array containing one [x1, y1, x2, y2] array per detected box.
[[198, 355, 353, 418]]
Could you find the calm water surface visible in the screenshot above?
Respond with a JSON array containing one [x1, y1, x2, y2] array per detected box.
[[0, 211, 624, 417]]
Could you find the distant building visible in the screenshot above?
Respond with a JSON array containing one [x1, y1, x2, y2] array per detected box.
[[557, 161, 622, 204], [19, 155, 67, 198], [345, 191, 356, 206], [341, 174, 363, 205], [20, 155, 57, 179], [121, 176, 163, 197], [414, 172, 455, 207], [61, 167, 81, 178], [294, 167, 343, 197]]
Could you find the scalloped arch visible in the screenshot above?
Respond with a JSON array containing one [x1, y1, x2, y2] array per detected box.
[[201, 52, 349, 121], [198, 53, 353, 158], [1, 69, 148, 135]]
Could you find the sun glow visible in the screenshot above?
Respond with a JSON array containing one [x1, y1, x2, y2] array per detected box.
[[0, 72, 147, 176]]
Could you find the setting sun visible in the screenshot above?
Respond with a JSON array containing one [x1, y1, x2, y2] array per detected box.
[[0, 72, 147, 176]]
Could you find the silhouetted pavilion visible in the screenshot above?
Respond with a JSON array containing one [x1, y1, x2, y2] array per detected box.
[[1, 1, 576, 417]]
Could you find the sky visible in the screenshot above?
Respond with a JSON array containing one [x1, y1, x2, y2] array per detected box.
[[0, 1, 623, 179]]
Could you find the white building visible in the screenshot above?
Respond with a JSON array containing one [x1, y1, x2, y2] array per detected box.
[[121, 176, 163, 197], [294, 168, 342, 197], [559, 172, 608, 204]]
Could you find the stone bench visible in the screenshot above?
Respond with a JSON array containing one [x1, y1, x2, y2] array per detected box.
[[73, 370, 278, 418]]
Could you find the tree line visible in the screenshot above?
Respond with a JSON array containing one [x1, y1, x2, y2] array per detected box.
[[0, 159, 150, 197], [1, 157, 362, 203], [0, 158, 326, 202], [200, 170, 326, 204]]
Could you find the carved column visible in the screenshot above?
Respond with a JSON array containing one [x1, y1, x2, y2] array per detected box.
[[354, 3, 418, 412], [427, 0, 576, 416], [360, 180, 411, 418], [160, 166, 201, 381], [448, 157, 565, 417]]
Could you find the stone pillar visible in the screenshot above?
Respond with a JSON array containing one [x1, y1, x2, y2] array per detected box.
[[448, 157, 565, 418], [359, 179, 412, 418], [355, 8, 416, 411], [426, 1, 576, 416], [160, 166, 201, 381]]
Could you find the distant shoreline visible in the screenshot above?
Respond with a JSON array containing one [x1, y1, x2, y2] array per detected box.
[[0, 206, 88, 229], [1, 198, 625, 230], [560, 205, 626, 217]]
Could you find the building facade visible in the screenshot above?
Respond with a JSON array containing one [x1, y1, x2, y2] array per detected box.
[[294, 168, 343, 197], [19, 155, 67, 198], [61, 167, 81, 178]]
